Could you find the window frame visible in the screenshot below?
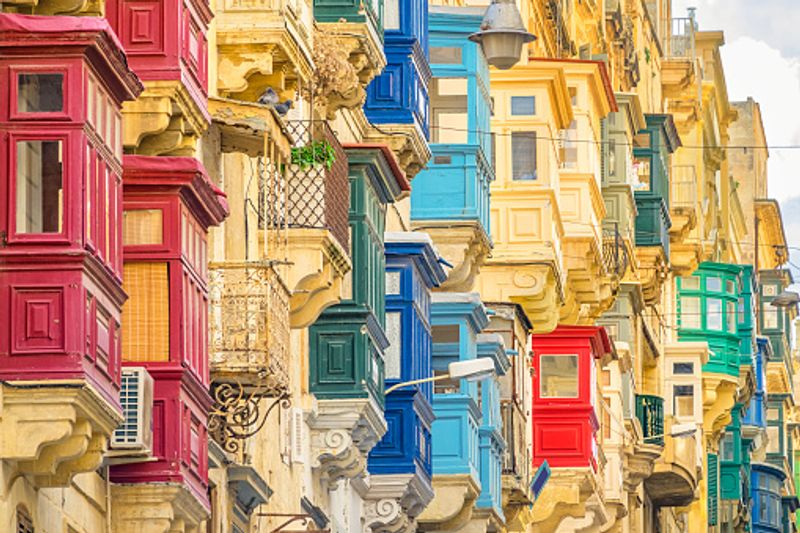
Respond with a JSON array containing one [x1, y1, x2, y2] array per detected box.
[[539, 353, 580, 399], [10, 65, 71, 121], [510, 130, 538, 181], [7, 131, 71, 244]]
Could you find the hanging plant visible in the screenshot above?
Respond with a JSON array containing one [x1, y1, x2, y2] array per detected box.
[[291, 140, 336, 170]]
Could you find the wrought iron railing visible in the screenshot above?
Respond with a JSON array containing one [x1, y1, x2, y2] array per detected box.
[[285, 120, 350, 253], [501, 401, 530, 479], [636, 394, 665, 446], [671, 165, 697, 209], [208, 261, 290, 390], [603, 224, 630, 279]]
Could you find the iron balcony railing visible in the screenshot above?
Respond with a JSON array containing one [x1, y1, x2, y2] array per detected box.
[[666, 16, 696, 58], [602, 224, 630, 279], [285, 120, 350, 253], [636, 394, 665, 446]]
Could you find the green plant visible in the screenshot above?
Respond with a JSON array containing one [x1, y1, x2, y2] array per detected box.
[[291, 140, 336, 170]]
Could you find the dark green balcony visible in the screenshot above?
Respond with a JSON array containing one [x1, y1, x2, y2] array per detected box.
[[636, 394, 665, 446], [313, 0, 383, 36]]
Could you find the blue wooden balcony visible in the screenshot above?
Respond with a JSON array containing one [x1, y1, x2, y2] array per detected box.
[[369, 234, 446, 481], [475, 335, 510, 521], [364, 0, 430, 135], [411, 10, 492, 237], [429, 293, 489, 485], [743, 337, 769, 430], [751, 462, 785, 533]]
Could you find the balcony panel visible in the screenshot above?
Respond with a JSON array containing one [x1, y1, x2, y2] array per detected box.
[[636, 394, 665, 446], [634, 195, 671, 255], [208, 261, 290, 394], [431, 394, 481, 483]]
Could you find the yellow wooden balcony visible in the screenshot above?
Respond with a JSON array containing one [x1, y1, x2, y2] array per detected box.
[[215, 0, 314, 102]]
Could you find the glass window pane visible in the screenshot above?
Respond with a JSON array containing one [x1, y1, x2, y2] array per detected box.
[[764, 307, 779, 330], [726, 301, 736, 333], [673, 362, 694, 375], [431, 78, 468, 144], [706, 277, 722, 292], [384, 312, 402, 380], [540, 354, 579, 398], [123, 209, 164, 246], [726, 280, 736, 294], [681, 276, 700, 290], [15, 140, 63, 234], [430, 47, 462, 64], [766, 426, 780, 454], [721, 433, 734, 462], [559, 121, 578, 169], [384, 0, 399, 30], [680, 296, 701, 329], [707, 298, 723, 330], [511, 132, 537, 180], [18, 73, 63, 113], [673, 384, 694, 417], [511, 96, 535, 115]]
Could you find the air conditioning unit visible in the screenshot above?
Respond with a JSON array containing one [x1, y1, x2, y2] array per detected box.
[[109, 367, 154, 459]]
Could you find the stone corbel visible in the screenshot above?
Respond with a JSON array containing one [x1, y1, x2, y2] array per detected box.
[[364, 473, 435, 533], [366, 125, 432, 182], [634, 247, 669, 305], [308, 398, 387, 485], [286, 228, 351, 329], [7, 0, 103, 16], [0, 383, 121, 487], [111, 483, 209, 533], [410, 223, 490, 293], [530, 469, 600, 533], [702, 374, 739, 441], [123, 81, 209, 156], [623, 438, 663, 492], [216, 44, 276, 96], [417, 475, 480, 532]]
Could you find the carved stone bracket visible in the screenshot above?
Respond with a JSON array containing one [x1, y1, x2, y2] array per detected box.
[[634, 246, 670, 305], [529, 468, 602, 533], [111, 483, 209, 533], [410, 222, 490, 293], [287, 228, 352, 329], [308, 398, 387, 485], [366, 124, 432, 182], [0, 383, 122, 487], [703, 373, 739, 442], [123, 81, 209, 156], [364, 473, 435, 533], [417, 475, 480, 532]]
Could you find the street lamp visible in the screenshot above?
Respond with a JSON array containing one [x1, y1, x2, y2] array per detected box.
[[469, 0, 536, 70], [385, 358, 496, 395]]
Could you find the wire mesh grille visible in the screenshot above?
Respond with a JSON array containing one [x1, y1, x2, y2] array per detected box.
[[285, 120, 350, 253]]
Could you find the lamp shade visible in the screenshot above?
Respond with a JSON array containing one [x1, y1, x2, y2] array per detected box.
[[469, 0, 536, 70]]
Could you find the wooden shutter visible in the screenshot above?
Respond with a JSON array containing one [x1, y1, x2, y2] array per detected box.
[[707, 452, 719, 525], [122, 262, 170, 362]]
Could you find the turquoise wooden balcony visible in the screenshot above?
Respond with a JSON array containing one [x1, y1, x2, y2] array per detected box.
[[635, 394, 665, 446], [313, 0, 383, 35], [677, 262, 743, 377], [412, 11, 492, 238], [431, 394, 481, 482]]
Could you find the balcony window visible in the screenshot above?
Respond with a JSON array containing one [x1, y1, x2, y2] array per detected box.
[[673, 385, 694, 417], [122, 262, 170, 362], [431, 78, 468, 144], [707, 298, 723, 331], [738, 298, 746, 325], [540, 354, 579, 398], [18, 73, 63, 113], [384, 0, 400, 30], [763, 307, 779, 330], [559, 121, 578, 169], [15, 140, 63, 234], [384, 312, 402, 380], [726, 280, 736, 294], [433, 368, 460, 394], [706, 276, 722, 292], [766, 426, 780, 454], [726, 301, 736, 333], [672, 362, 694, 375], [510, 96, 535, 116], [679, 296, 701, 329], [123, 209, 164, 245], [430, 46, 462, 64], [681, 276, 700, 290], [720, 432, 734, 462], [511, 132, 537, 180]]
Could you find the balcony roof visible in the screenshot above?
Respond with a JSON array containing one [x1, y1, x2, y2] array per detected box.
[[532, 58, 618, 114], [532, 325, 614, 361], [755, 199, 789, 269]]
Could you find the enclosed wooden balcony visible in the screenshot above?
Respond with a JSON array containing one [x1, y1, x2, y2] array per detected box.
[[215, 0, 314, 102], [645, 418, 700, 507]]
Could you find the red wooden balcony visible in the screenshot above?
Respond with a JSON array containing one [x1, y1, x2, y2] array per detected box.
[[0, 13, 142, 405], [531, 325, 613, 470], [110, 155, 227, 508], [105, 0, 212, 109]]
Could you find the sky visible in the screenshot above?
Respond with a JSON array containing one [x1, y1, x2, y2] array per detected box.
[[671, 0, 800, 285]]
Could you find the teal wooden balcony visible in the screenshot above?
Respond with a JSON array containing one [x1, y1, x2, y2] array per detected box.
[[313, 0, 383, 35], [636, 394, 665, 446]]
